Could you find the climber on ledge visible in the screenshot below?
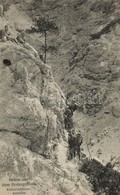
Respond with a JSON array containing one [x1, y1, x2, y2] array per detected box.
[[1, 25, 18, 43], [17, 31, 26, 44], [64, 99, 78, 130], [64, 106, 74, 130], [76, 131, 83, 160], [68, 98, 78, 112], [68, 130, 83, 160], [68, 131, 76, 160], [17, 31, 40, 59]]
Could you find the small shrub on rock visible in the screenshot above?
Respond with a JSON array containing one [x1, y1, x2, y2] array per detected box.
[[80, 159, 120, 195]]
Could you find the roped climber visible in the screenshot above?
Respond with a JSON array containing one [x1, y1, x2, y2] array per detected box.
[[17, 31, 26, 44], [68, 130, 83, 160], [1, 25, 18, 43], [64, 106, 74, 130], [68, 131, 76, 160], [76, 131, 83, 160], [17, 31, 40, 58]]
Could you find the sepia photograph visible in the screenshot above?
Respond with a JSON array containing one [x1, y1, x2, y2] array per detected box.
[[0, 0, 120, 194]]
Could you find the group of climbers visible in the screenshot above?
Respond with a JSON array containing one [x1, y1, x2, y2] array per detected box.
[[1, 24, 39, 58], [64, 98, 83, 160], [68, 130, 83, 160], [1, 24, 18, 43]]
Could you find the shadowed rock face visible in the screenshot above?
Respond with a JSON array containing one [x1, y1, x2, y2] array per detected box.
[[23, 0, 120, 171], [27, 0, 120, 115], [0, 42, 66, 154]]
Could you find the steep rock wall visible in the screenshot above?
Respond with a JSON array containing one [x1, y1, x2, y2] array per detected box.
[[21, 0, 120, 169], [0, 41, 66, 155], [22, 0, 120, 115], [0, 41, 93, 195]]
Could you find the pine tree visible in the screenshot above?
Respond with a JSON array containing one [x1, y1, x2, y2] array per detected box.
[[36, 17, 58, 63]]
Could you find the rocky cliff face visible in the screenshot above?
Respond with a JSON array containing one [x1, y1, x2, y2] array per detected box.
[[0, 41, 66, 155], [0, 33, 92, 195], [26, 0, 120, 167], [16, 0, 120, 115]]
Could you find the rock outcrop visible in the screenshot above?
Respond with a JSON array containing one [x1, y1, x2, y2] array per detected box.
[[23, 0, 120, 171], [0, 41, 93, 195], [0, 41, 66, 155]]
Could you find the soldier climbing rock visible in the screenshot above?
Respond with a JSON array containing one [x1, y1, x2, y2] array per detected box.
[[68, 131, 76, 160], [68, 130, 83, 160], [17, 31, 26, 44], [76, 131, 83, 160], [1, 25, 18, 43], [69, 103, 77, 112], [17, 31, 39, 58], [64, 106, 74, 130]]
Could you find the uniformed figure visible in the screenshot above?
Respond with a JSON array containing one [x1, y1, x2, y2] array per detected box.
[[76, 131, 83, 159], [68, 131, 76, 160], [64, 107, 74, 130], [68, 131, 83, 160], [17, 31, 26, 44], [17, 31, 39, 58], [1, 25, 9, 42], [2, 25, 18, 43]]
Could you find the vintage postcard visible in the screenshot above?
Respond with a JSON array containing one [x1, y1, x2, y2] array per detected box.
[[0, 0, 120, 195]]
